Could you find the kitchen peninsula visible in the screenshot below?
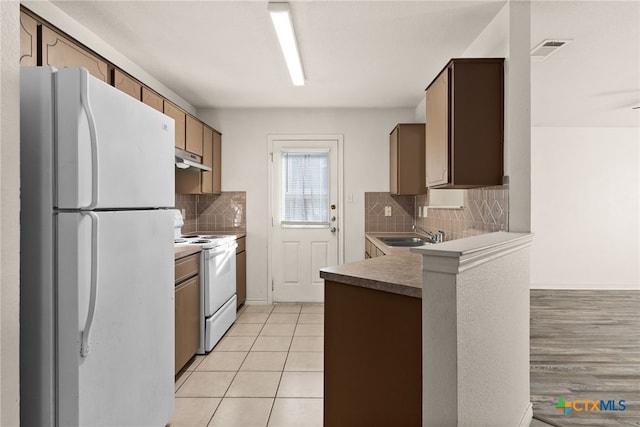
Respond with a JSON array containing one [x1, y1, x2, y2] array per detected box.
[[320, 231, 534, 427], [320, 249, 423, 427]]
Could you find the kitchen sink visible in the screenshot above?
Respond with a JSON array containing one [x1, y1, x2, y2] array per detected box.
[[378, 236, 430, 247]]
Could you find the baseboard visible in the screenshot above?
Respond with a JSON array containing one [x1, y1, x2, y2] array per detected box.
[[530, 284, 640, 290], [244, 300, 270, 305], [518, 402, 533, 427]]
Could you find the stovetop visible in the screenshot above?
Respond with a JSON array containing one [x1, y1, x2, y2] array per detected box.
[[174, 234, 235, 249]]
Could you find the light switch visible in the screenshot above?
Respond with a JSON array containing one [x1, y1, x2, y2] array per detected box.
[[423, 205, 428, 217], [347, 192, 354, 203], [181, 209, 186, 218], [418, 206, 423, 218], [384, 206, 392, 216]]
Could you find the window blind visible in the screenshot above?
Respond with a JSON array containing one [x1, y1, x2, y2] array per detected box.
[[281, 152, 329, 225]]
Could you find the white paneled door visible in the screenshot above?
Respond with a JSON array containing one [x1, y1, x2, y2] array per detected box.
[[270, 138, 340, 302]]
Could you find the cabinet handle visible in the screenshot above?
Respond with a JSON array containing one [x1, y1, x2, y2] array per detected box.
[[80, 211, 99, 358], [79, 69, 100, 209]]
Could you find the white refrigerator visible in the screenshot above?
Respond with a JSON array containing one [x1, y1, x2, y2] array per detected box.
[[20, 67, 175, 426]]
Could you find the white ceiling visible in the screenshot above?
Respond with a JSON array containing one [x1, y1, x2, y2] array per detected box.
[[531, 0, 639, 127], [50, 0, 505, 108], [49, 0, 639, 127]]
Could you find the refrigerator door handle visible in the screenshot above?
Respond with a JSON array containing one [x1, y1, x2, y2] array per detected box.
[[80, 69, 100, 209], [80, 211, 99, 357]]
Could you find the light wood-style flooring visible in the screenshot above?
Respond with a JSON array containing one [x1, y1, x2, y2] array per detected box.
[[530, 290, 640, 427]]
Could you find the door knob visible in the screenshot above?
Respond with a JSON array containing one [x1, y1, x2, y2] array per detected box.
[[330, 226, 337, 233], [331, 216, 336, 222]]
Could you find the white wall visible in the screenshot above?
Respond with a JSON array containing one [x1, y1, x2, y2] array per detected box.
[[197, 108, 414, 302], [0, 1, 21, 425], [531, 127, 640, 289], [462, 1, 531, 233]]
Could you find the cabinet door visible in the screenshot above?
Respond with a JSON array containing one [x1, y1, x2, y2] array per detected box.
[[113, 69, 141, 100], [186, 115, 204, 156], [425, 70, 449, 187], [212, 131, 222, 194], [163, 101, 186, 150], [142, 87, 163, 113], [396, 124, 426, 195], [389, 128, 399, 194], [41, 26, 109, 82], [175, 275, 200, 373], [236, 250, 246, 309], [175, 171, 201, 194], [20, 11, 37, 66], [201, 127, 214, 194]]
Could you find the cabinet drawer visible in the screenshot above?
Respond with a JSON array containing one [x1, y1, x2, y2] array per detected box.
[[175, 253, 200, 284]]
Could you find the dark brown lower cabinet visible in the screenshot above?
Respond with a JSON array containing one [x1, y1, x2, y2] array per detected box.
[[236, 252, 246, 309], [324, 280, 422, 427], [175, 253, 200, 374]]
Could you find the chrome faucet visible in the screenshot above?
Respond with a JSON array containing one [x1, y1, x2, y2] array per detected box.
[[412, 224, 429, 235], [412, 224, 445, 244]]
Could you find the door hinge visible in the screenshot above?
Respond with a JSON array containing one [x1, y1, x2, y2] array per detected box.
[[269, 152, 273, 162], [271, 280, 274, 291]]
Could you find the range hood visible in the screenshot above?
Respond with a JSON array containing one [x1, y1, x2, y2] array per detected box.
[[175, 148, 212, 172]]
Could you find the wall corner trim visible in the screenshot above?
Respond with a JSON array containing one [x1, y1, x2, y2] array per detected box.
[[412, 231, 534, 274]]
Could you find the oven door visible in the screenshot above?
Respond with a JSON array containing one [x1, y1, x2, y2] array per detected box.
[[202, 241, 237, 317]]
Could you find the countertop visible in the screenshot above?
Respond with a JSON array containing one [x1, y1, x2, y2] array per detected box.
[[174, 245, 201, 260], [174, 231, 246, 260], [319, 232, 426, 299]]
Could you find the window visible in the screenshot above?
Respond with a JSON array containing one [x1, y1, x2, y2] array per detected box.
[[281, 152, 329, 226]]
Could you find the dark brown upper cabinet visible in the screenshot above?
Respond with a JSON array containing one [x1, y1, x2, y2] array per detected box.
[[425, 58, 504, 188], [390, 123, 427, 195]]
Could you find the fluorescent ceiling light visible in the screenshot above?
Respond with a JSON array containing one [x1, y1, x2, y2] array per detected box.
[[268, 2, 305, 86]]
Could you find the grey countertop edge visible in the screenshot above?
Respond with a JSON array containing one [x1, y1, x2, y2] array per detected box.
[[320, 268, 422, 299], [174, 245, 201, 260], [320, 249, 423, 299]]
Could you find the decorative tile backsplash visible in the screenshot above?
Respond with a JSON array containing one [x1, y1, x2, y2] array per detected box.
[[174, 192, 246, 235], [365, 192, 416, 233], [175, 193, 197, 234], [365, 187, 508, 241], [198, 192, 247, 232], [415, 186, 509, 241]]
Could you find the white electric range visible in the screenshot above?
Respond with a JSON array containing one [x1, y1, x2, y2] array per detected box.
[[173, 211, 237, 353]]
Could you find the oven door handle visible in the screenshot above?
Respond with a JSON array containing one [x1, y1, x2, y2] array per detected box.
[[204, 242, 237, 260]]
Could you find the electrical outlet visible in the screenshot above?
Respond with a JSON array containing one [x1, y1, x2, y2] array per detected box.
[[181, 209, 186, 218], [423, 205, 428, 218], [384, 206, 392, 216], [418, 206, 423, 218]]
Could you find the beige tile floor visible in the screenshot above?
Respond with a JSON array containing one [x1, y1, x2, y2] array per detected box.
[[170, 303, 324, 427]]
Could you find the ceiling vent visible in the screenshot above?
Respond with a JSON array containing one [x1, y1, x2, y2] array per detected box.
[[531, 39, 572, 61]]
